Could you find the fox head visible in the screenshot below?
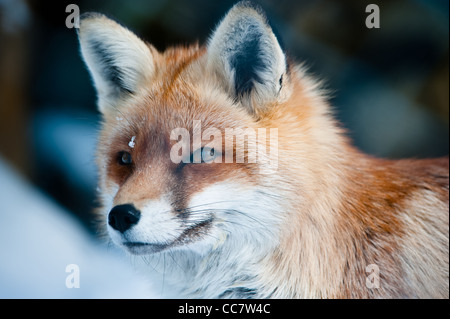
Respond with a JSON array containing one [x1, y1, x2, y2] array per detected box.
[[78, 2, 310, 256]]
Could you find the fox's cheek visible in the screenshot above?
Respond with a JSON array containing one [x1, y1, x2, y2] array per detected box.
[[181, 163, 258, 191]]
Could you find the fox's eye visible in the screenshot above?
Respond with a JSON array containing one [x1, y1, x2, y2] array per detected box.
[[190, 147, 220, 164], [201, 147, 219, 163], [118, 151, 133, 165]]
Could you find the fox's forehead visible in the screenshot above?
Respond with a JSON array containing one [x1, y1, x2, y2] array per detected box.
[[156, 45, 205, 79], [108, 89, 252, 134], [102, 46, 255, 137]]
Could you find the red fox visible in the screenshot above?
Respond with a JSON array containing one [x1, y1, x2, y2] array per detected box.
[[78, 2, 449, 298]]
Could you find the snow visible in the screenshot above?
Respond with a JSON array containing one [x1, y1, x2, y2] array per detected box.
[[0, 157, 156, 298], [128, 136, 136, 148]]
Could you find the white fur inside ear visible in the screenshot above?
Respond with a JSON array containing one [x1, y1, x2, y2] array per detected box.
[[207, 3, 286, 109], [78, 13, 155, 113]]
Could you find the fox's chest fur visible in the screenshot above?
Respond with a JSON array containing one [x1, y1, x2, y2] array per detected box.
[[78, 2, 449, 298]]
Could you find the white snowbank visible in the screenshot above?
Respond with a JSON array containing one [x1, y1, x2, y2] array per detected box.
[[0, 157, 155, 298]]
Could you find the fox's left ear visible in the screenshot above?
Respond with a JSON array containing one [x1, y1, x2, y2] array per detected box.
[[77, 13, 155, 114], [207, 2, 287, 114]]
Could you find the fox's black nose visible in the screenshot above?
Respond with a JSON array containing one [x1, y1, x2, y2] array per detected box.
[[108, 204, 141, 233]]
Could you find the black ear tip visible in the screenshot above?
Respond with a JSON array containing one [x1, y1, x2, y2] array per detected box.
[[233, 1, 262, 11], [80, 12, 105, 22], [77, 13, 108, 37], [232, 1, 267, 20]]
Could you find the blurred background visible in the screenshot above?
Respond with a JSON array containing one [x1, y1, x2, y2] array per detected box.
[[0, 0, 448, 235]]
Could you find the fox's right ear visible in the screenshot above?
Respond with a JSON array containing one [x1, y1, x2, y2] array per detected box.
[[77, 13, 155, 114]]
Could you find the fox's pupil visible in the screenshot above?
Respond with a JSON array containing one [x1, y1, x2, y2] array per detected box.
[[119, 151, 132, 165], [201, 147, 218, 163]]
